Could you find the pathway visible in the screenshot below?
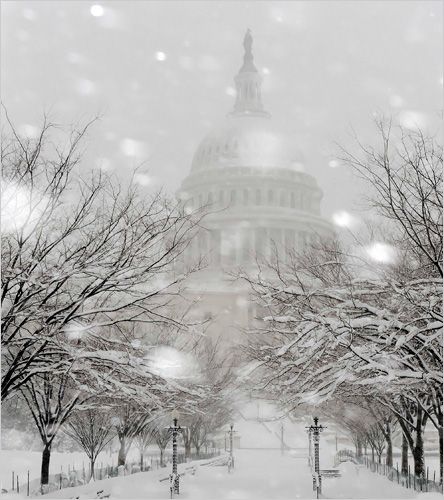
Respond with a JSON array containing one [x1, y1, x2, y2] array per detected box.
[[38, 449, 418, 499]]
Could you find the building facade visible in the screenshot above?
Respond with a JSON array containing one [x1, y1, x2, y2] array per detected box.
[[177, 31, 333, 340]]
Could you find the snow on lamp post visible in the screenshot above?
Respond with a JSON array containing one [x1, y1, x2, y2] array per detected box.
[[168, 410, 182, 495], [227, 423, 235, 473], [306, 416, 325, 499]]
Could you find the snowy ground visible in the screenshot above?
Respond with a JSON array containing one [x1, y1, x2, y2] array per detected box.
[[0, 447, 159, 494], [1, 449, 435, 499], [2, 404, 440, 499]]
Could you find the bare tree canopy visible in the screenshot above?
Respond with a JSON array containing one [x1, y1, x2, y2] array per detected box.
[[1, 115, 202, 400], [240, 122, 443, 480]]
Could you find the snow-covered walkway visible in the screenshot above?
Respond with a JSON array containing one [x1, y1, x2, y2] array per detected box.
[[35, 449, 425, 499]]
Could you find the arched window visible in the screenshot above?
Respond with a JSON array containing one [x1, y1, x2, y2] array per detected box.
[[208, 192, 213, 205], [290, 192, 296, 208], [230, 190, 237, 204], [268, 189, 274, 205], [298, 192, 304, 209], [256, 189, 262, 205], [243, 189, 249, 205]]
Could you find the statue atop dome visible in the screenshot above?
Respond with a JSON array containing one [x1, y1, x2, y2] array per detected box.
[[232, 30, 270, 117], [240, 29, 257, 73], [243, 29, 253, 57]]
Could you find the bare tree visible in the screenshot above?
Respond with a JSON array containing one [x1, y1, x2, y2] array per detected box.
[[64, 409, 115, 480], [153, 426, 171, 467], [339, 119, 442, 278], [365, 424, 386, 464], [239, 122, 442, 480], [1, 115, 203, 400], [368, 402, 397, 467], [112, 404, 156, 467], [2, 115, 209, 487], [134, 424, 157, 470], [20, 371, 79, 489]]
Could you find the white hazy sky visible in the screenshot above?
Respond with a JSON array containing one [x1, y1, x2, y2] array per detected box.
[[1, 1, 442, 221]]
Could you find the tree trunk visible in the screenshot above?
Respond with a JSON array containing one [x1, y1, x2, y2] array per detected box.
[[185, 441, 191, 459], [378, 453, 382, 464], [371, 447, 375, 462], [140, 452, 144, 470], [118, 437, 127, 466], [357, 437, 363, 458], [196, 445, 201, 457], [41, 444, 51, 486], [385, 433, 393, 468], [401, 433, 408, 475], [413, 408, 425, 478], [438, 427, 443, 484], [90, 459, 95, 480]]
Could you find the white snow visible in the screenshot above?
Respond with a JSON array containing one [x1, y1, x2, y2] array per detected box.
[[27, 449, 419, 499], [90, 5, 104, 17]]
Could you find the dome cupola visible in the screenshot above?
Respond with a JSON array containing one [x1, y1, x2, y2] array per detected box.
[[231, 29, 270, 118], [190, 30, 299, 173]]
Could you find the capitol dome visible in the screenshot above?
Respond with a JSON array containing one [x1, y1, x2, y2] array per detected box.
[[191, 116, 297, 172], [177, 30, 333, 278]]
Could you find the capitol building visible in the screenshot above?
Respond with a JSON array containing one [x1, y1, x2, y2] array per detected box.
[[177, 31, 333, 340]]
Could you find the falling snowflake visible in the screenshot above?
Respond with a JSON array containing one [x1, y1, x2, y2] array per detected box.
[[144, 346, 200, 380], [76, 78, 96, 96], [399, 110, 427, 130], [120, 138, 147, 157], [365, 242, 397, 264], [133, 173, 151, 187], [332, 210, 356, 228], [389, 95, 404, 108], [90, 4, 104, 17], [155, 51, 167, 62]]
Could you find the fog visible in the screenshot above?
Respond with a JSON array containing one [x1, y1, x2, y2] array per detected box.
[[1, 3, 442, 498], [2, 1, 442, 219]]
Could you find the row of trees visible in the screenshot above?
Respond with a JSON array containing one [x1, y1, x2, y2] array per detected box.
[[1, 115, 233, 489], [241, 121, 442, 481], [63, 400, 230, 481]]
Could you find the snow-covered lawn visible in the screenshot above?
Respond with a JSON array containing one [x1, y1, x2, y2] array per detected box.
[[0, 450, 110, 492], [0, 447, 159, 494], [3, 449, 424, 499]]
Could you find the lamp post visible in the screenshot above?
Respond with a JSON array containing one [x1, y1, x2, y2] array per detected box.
[[168, 410, 182, 495], [280, 422, 284, 456], [306, 416, 325, 499], [227, 423, 235, 472]]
